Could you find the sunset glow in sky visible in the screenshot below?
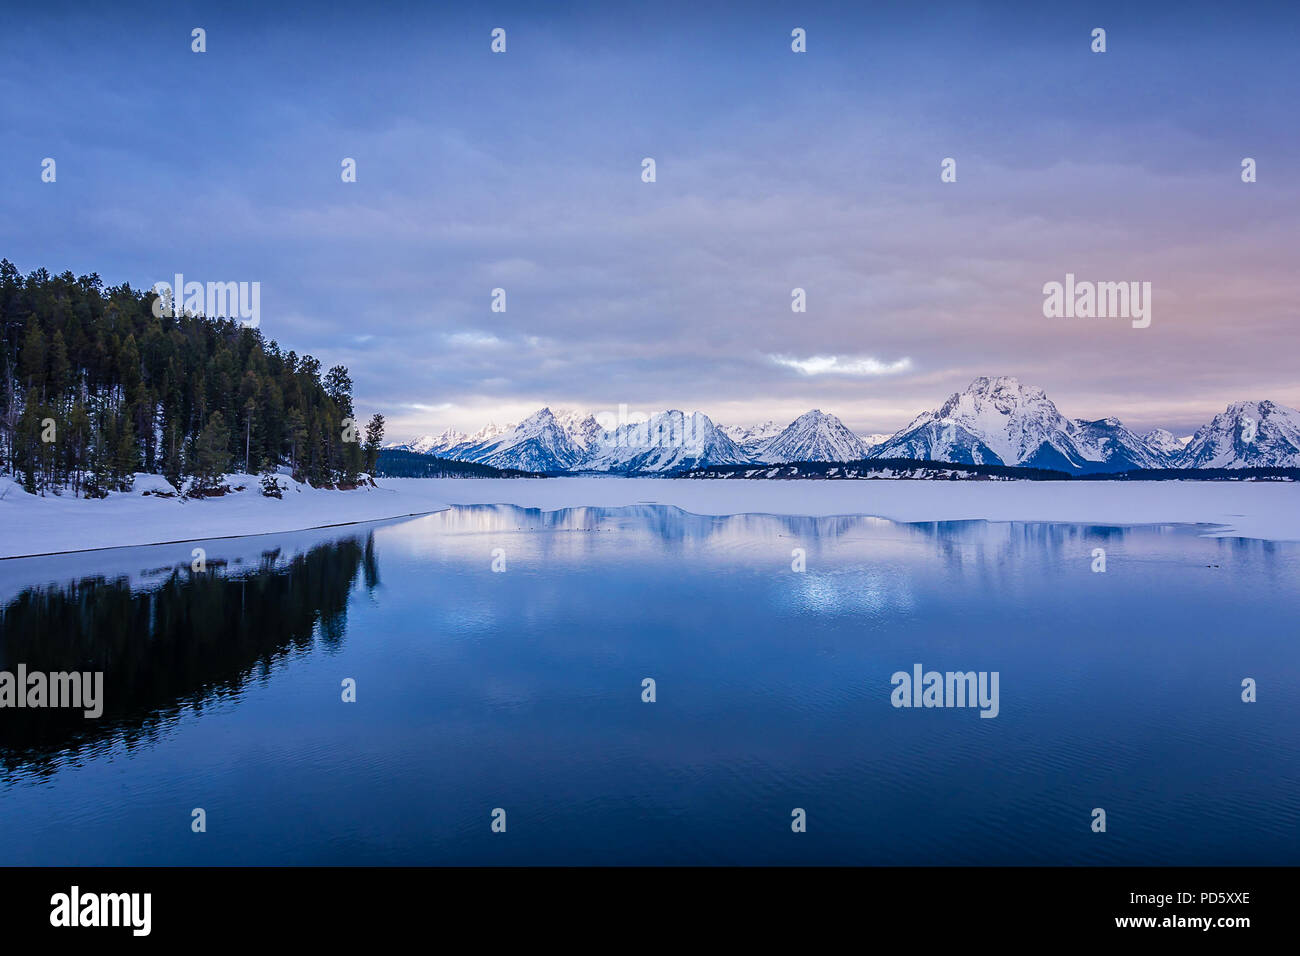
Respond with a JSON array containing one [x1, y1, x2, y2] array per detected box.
[[4, 0, 1297, 438]]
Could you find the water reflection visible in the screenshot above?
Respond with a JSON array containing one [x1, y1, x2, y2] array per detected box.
[[4, 507, 1285, 774], [0, 533, 377, 776], [1, 505, 1295, 865]]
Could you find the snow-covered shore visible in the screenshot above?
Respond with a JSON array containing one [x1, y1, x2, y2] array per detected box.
[[2, 474, 1297, 560], [0, 473, 451, 560]]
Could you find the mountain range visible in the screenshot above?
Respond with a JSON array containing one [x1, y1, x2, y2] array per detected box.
[[386, 376, 1300, 475]]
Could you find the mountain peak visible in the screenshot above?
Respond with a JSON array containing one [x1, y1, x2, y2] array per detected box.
[[579, 408, 748, 473], [757, 409, 868, 464], [1179, 399, 1300, 468], [554, 409, 605, 450], [874, 377, 1169, 472], [962, 375, 1045, 402], [721, 419, 783, 450], [1141, 428, 1188, 457], [392, 382, 1300, 475]]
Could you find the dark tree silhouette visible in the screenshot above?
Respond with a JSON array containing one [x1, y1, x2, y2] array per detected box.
[[0, 260, 378, 494]]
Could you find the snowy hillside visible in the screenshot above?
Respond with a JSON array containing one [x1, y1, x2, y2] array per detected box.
[[388, 382, 1300, 475], [1071, 418, 1172, 471], [455, 408, 585, 472], [580, 410, 750, 473], [870, 376, 1173, 473], [1142, 428, 1189, 457], [391, 427, 466, 455], [1177, 401, 1300, 468], [721, 420, 783, 454], [555, 409, 606, 451], [753, 410, 869, 463]]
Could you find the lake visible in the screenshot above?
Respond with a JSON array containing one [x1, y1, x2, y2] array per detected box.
[[2, 504, 1297, 865]]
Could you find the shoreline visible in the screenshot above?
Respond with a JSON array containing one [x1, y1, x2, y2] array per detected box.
[[2, 475, 1298, 561], [0, 474, 457, 561], [0, 510, 444, 562]]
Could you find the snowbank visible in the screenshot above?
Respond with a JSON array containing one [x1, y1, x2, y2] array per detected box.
[[0, 473, 449, 559], [0, 518, 408, 608], [131, 473, 180, 496]]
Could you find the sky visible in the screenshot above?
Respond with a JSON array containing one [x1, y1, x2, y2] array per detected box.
[[2, 0, 1297, 440]]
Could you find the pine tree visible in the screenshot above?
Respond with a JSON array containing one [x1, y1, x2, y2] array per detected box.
[[15, 388, 40, 493], [0, 263, 387, 495], [19, 323, 46, 397], [364, 413, 385, 474], [193, 410, 231, 494], [114, 414, 137, 491], [48, 330, 70, 401], [67, 401, 90, 497], [162, 421, 184, 491]]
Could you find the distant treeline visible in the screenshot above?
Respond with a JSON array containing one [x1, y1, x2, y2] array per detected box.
[[682, 458, 1300, 481], [377, 450, 1300, 480], [0, 260, 385, 496], [1076, 466, 1300, 481], [683, 458, 1075, 480], [375, 448, 538, 478]]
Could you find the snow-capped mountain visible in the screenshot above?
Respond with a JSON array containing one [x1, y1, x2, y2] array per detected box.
[[463, 408, 585, 472], [1176, 401, 1300, 468], [870, 418, 1002, 465], [1142, 428, 1189, 458], [1071, 417, 1173, 471], [870, 377, 1062, 467], [555, 409, 606, 451], [428, 428, 467, 453], [431, 421, 516, 461], [388, 384, 1300, 475], [387, 422, 514, 458], [754, 410, 870, 463], [459, 421, 514, 450], [580, 410, 750, 473], [409, 427, 466, 455], [721, 421, 783, 454], [869, 376, 1170, 473], [383, 429, 461, 455]]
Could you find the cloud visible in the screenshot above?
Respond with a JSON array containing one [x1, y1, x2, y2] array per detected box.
[[8, 3, 1298, 439], [768, 354, 913, 377], [444, 331, 504, 348], [484, 258, 544, 282]]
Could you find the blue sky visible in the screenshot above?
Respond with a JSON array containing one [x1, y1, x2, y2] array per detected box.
[[3, 0, 1297, 438]]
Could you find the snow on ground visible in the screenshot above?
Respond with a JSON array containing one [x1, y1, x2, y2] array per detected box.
[[0, 473, 450, 560], [0, 517, 421, 608], [2, 474, 1297, 560], [130, 473, 180, 496]]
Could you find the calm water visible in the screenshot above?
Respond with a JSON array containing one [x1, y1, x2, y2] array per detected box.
[[1, 505, 1297, 865]]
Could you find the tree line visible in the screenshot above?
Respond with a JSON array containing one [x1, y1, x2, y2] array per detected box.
[[0, 260, 384, 497], [374, 448, 538, 478]]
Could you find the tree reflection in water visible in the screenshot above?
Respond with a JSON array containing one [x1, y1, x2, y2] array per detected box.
[[0, 533, 378, 777]]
